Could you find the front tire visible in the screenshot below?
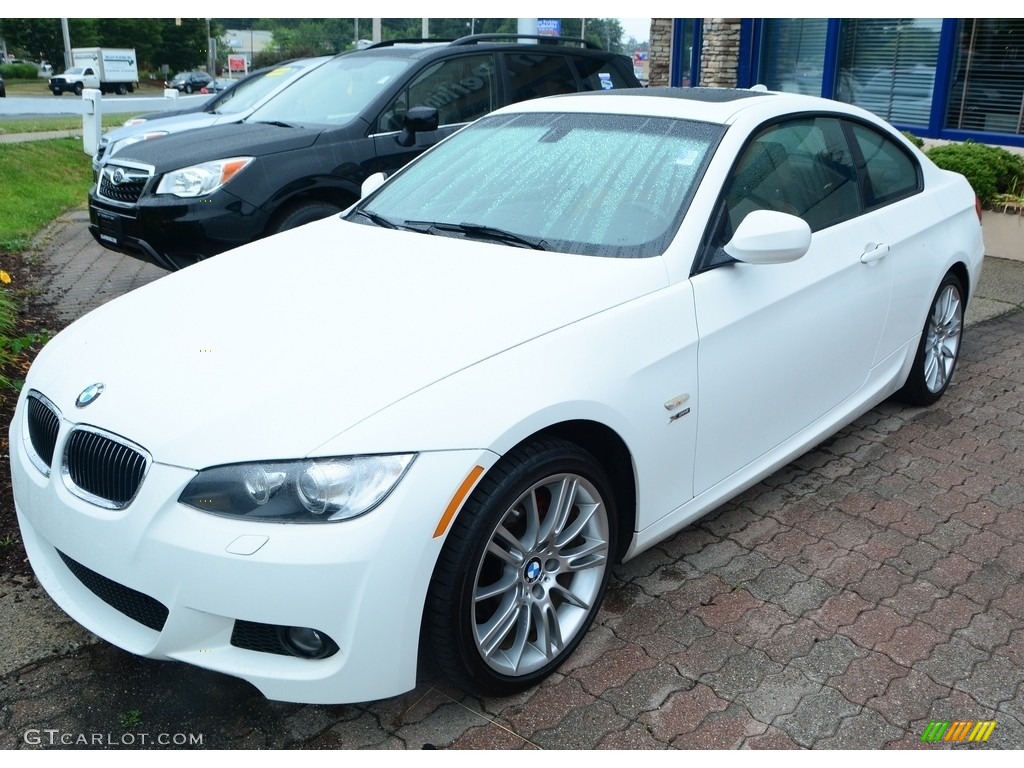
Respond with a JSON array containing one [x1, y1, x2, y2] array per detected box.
[[73, 83, 83, 96], [898, 272, 965, 406], [425, 438, 617, 697], [269, 201, 343, 234]]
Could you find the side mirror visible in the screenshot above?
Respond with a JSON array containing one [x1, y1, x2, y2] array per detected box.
[[723, 210, 811, 265], [360, 172, 387, 199], [396, 106, 439, 148]]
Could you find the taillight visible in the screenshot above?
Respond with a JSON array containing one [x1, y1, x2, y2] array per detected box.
[[975, 195, 983, 222]]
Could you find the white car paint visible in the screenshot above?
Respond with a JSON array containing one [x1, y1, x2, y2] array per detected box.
[[11, 89, 985, 703]]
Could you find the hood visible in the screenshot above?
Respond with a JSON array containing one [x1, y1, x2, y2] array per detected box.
[[30, 217, 668, 469], [104, 113, 222, 144], [111, 121, 322, 172]]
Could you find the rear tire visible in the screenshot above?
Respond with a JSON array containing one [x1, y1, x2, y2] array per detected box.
[[269, 202, 343, 235], [116, 83, 127, 95], [897, 272, 965, 406]]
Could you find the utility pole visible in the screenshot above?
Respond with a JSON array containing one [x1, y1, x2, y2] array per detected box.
[[206, 18, 214, 75], [61, 17, 72, 71]]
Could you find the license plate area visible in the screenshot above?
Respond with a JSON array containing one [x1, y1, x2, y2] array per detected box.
[[97, 211, 124, 245]]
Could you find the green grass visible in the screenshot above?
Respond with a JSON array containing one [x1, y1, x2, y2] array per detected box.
[[0, 138, 87, 391], [3, 78, 166, 97], [0, 114, 141, 134], [0, 139, 94, 253]]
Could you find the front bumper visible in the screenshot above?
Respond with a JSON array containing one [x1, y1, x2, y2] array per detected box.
[[88, 186, 270, 270], [10, 391, 494, 703]]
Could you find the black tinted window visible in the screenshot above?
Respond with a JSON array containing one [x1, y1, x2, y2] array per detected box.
[[378, 54, 496, 131], [849, 122, 922, 207], [503, 53, 578, 103], [571, 57, 632, 90], [720, 117, 861, 237]]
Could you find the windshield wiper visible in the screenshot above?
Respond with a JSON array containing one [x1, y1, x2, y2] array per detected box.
[[404, 220, 547, 250], [254, 120, 297, 128], [350, 208, 400, 229]]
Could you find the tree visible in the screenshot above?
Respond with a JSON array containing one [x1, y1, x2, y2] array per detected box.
[[0, 18, 97, 70], [572, 18, 625, 53], [158, 18, 213, 74], [96, 19, 163, 70]]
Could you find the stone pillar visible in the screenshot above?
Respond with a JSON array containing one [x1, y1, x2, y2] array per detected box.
[[648, 18, 674, 86], [699, 19, 742, 88]]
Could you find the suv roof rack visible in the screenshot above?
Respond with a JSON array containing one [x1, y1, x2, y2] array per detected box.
[[364, 38, 454, 49], [449, 34, 601, 50]]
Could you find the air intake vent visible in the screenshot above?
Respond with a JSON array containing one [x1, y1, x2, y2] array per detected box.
[[57, 550, 168, 632], [63, 426, 149, 508]]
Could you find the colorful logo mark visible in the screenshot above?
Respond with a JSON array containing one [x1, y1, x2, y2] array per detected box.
[[921, 721, 996, 743]]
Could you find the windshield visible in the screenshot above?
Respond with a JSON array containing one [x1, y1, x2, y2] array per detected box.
[[65, 67, 85, 75], [211, 64, 311, 115], [248, 54, 410, 127], [357, 112, 723, 258]]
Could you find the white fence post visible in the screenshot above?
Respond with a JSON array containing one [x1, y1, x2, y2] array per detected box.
[[81, 89, 102, 156]]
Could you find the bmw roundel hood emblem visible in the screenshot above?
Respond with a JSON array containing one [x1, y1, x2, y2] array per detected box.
[[76, 383, 105, 408]]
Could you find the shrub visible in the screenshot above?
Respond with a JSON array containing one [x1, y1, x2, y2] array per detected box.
[[0, 63, 41, 80], [925, 140, 1024, 206], [902, 131, 924, 149]]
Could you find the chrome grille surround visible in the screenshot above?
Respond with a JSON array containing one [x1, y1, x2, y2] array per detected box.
[[96, 162, 153, 205], [61, 425, 151, 510], [24, 390, 62, 476]]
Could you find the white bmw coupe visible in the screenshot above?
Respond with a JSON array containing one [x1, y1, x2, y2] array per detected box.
[[11, 87, 984, 704]]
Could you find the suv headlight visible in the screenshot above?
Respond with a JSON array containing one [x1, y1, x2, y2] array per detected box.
[[156, 157, 253, 198], [178, 454, 415, 523]]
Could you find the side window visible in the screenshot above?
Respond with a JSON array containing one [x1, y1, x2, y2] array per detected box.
[[571, 57, 632, 90], [377, 55, 496, 133], [84, 68, 95, 76], [848, 122, 921, 208], [718, 117, 861, 241], [503, 53, 578, 103]]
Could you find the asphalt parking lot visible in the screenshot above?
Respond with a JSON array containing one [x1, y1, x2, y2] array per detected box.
[[1, 210, 1023, 749]]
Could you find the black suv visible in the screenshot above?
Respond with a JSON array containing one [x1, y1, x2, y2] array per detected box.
[[89, 35, 640, 270], [166, 71, 214, 93]]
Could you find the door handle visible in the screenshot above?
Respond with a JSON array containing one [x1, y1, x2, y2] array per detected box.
[[860, 243, 890, 263]]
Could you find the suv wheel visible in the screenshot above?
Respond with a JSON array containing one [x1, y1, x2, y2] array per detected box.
[[270, 202, 343, 234]]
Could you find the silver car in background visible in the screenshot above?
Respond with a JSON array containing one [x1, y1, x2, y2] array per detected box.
[[93, 57, 331, 172]]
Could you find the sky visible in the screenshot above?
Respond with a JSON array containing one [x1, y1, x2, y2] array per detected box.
[[618, 18, 652, 44]]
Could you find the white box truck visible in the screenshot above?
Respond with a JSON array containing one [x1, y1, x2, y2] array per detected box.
[[50, 48, 138, 96]]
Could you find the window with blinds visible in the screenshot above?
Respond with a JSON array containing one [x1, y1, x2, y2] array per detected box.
[[758, 19, 828, 96], [835, 18, 941, 126], [945, 19, 1024, 136]]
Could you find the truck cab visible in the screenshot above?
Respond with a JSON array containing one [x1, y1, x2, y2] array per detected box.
[[50, 66, 99, 95]]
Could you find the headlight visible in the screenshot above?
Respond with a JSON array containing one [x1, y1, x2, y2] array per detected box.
[[108, 131, 168, 158], [178, 454, 415, 523], [155, 157, 253, 198]]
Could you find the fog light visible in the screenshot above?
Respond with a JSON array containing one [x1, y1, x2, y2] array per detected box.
[[280, 626, 339, 659]]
